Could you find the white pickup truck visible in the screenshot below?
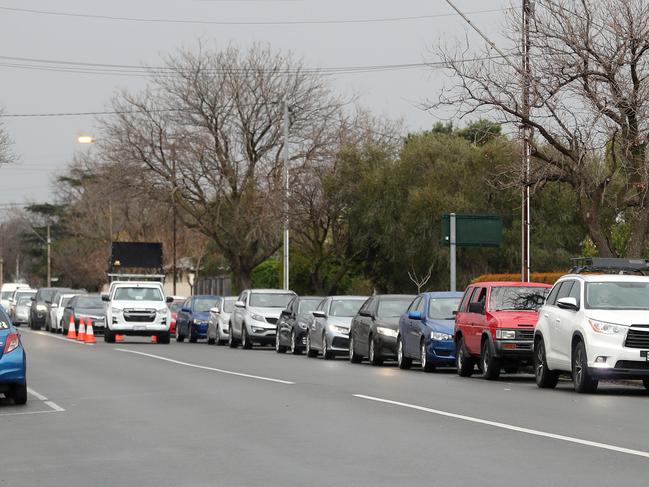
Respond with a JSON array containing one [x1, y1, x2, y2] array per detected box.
[[102, 281, 172, 343]]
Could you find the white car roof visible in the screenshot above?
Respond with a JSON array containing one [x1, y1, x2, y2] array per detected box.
[[112, 281, 163, 288], [560, 273, 649, 282]]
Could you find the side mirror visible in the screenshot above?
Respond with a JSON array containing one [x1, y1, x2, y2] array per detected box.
[[557, 297, 579, 311], [101, 294, 110, 302], [408, 310, 422, 320], [234, 300, 245, 308], [51, 303, 58, 309], [210, 307, 220, 314], [166, 296, 174, 303], [30, 297, 36, 302], [468, 302, 485, 314], [312, 310, 326, 319], [181, 307, 191, 313], [452, 310, 458, 316], [359, 310, 373, 318]]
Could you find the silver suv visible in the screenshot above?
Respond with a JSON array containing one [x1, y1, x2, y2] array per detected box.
[[229, 289, 296, 349]]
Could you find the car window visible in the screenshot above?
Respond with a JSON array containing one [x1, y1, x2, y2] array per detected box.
[[329, 299, 365, 317], [428, 297, 462, 319], [585, 281, 649, 310], [459, 288, 473, 312], [378, 298, 414, 318], [545, 283, 561, 306], [408, 297, 422, 313], [470, 287, 486, 304], [360, 298, 374, 316], [416, 298, 425, 314], [568, 281, 581, 307], [489, 286, 549, 311], [297, 298, 321, 316], [193, 297, 219, 313], [76, 296, 103, 308], [113, 287, 163, 301], [223, 298, 236, 313], [556, 281, 574, 301]]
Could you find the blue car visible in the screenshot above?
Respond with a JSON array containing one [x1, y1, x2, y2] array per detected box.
[[0, 306, 27, 404], [176, 295, 220, 343], [397, 292, 463, 372]]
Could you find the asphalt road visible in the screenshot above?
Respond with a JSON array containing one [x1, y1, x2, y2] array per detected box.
[[2, 329, 649, 486]]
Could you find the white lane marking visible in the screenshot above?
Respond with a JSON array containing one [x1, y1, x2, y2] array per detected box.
[[0, 409, 59, 417], [114, 348, 295, 385], [20, 328, 90, 345], [26, 387, 66, 412], [354, 394, 649, 460]]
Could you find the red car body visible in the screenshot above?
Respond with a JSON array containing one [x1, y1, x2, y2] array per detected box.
[[168, 299, 185, 335], [454, 281, 552, 372]]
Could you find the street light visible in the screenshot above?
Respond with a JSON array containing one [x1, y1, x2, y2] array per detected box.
[[77, 136, 95, 144]]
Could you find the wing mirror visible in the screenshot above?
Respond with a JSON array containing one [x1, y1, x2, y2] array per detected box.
[[557, 297, 579, 311], [359, 310, 373, 318], [408, 310, 422, 320], [166, 296, 174, 303], [234, 300, 245, 308], [101, 294, 110, 302], [210, 307, 220, 314], [312, 310, 326, 319]]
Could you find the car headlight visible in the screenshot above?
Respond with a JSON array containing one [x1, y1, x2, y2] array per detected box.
[[330, 325, 349, 334], [194, 320, 208, 325], [495, 329, 516, 340], [112, 307, 123, 314], [251, 314, 267, 323], [377, 326, 398, 338], [157, 308, 168, 315], [36, 304, 47, 311], [588, 319, 627, 335], [251, 326, 266, 333], [298, 322, 308, 330], [431, 331, 453, 341]]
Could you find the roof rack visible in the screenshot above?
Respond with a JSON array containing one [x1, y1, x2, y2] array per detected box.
[[569, 257, 649, 275]]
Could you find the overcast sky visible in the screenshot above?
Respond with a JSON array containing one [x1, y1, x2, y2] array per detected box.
[[0, 0, 510, 210]]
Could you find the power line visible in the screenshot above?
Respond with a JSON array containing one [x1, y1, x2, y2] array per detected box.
[[0, 6, 509, 26]]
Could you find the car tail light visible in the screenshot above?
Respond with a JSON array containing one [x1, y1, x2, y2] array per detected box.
[[4, 332, 20, 354]]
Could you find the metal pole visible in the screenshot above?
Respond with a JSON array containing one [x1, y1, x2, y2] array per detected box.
[[450, 213, 457, 292], [521, 0, 532, 282], [0, 258, 4, 289], [172, 159, 177, 295], [46, 224, 51, 287], [282, 101, 290, 291]]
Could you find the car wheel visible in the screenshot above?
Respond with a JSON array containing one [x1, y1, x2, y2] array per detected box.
[[397, 336, 412, 370], [228, 325, 238, 348], [275, 328, 287, 353], [241, 325, 252, 350], [12, 382, 27, 405], [216, 325, 225, 346], [421, 340, 435, 372], [534, 338, 559, 389], [481, 338, 501, 380], [456, 337, 475, 377], [643, 378, 649, 391], [207, 336, 216, 345], [290, 330, 301, 355], [322, 333, 334, 360], [572, 341, 598, 393], [176, 330, 185, 343], [306, 333, 318, 358], [189, 324, 198, 343], [349, 335, 363, 363], [157, 332, 170, 344], [104, 330, 116, 344], [369, 336, 383, 366]]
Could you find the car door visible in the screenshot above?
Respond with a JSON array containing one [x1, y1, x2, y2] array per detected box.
[[355, 297, 374, 354], [553, 280, 580, 367], [177, 299, 190, 336], [403, 296, 422, 357], [233, 291, 248, 338], [279, 297, 295, 344], [312, 298, 329, 349], [466, 287, 487, 354]]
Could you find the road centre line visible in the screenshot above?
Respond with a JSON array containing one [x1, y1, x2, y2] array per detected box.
[[114, 348, 295, 385], [26, 387, 66, 412], [354, 394, 649, 460]]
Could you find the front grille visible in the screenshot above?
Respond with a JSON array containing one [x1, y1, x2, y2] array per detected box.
[[123, 309, 156, 323], [624, 328, 649, 349], [265, 317, 278, 325], [516, 329, 535, 341], [332, 336, 349, 349], [615, 360, 649, 370], [435, 349, 453, 357]]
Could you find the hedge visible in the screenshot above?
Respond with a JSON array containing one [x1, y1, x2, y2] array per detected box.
[[471, 272, 564, 285]]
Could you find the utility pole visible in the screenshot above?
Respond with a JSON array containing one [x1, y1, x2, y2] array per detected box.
[[282, 101, 290, 291], [172, 158, 177, 295], [521, 0, 532, 282], [46, 224, 52, 287], [0, 258, 4, 289], [449, 213, 457, 292]]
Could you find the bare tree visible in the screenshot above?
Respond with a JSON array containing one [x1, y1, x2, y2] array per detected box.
[[99, 43, 344, 290], [408, 263, 433, 294], [434, 0, 649, 257]]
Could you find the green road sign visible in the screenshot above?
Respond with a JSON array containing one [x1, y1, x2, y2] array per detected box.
[[441, 214, 502, 247]]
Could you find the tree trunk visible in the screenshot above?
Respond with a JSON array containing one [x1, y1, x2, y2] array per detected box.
[[578, 192, 615, 258], [626, 208, 649, 257], [232, 266, 253, 294]]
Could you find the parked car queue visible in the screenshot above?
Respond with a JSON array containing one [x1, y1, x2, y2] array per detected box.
[[171, 258, 649, 394]]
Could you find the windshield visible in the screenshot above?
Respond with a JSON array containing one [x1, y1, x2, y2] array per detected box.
[[378, 298, 414, 318], [169, 301, 184, 313], [1, 291, 14, 300], [15, 291, 35, 301], [38, 289, 56, 302], [61, 297, 74, 308], [223, 298, 236, 313], [76, 296, 103, 309], [586, 281, 649, 310], [330, 299, 364, 317], [489, 286, 548, 311], [249, 293, 294, 308], [17, 296, 32, 306], [194, 297, 219, 313], [298, 298, 322, 316], [113, 287, 163, 302], [428, 297, 462, 319]]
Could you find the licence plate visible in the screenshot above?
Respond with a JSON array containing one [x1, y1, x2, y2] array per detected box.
[[641, 351, 649, 361], [134, 326, 146, 331]]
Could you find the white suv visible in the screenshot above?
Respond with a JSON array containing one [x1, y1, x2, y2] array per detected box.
[[229, 289, 296, 349], [534, 259, 649, 393], [103, 281, 172, 343]]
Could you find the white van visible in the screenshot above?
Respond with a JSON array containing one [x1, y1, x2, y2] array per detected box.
[[0, 283, 30, 311]]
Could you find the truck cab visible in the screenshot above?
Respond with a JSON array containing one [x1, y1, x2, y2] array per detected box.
[[103, 281, 172, 343]]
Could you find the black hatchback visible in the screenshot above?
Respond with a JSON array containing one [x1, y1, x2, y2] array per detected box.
[[61, 294, 106, 335]]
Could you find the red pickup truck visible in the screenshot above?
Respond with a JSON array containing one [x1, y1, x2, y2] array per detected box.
[[454, 281, 551, 380]]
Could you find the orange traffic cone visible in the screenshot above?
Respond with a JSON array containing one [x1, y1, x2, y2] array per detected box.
[[66, 315, 77, 340], [85, 320, 96, 344], [151, 335, 157, 343], [116, 334, 124, 342], [77, 317, 86, 342]]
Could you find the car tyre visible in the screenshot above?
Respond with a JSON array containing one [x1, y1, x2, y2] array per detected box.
[[104, 329, 116, 344], [369, 336, 383, 366], [275, 328, 287, 353], [481, 338, 501, 380], [207, 336, 216, 345], [157, 332, 170, 344], [642, 378, 649, 391], [349, 335, 363, 363], [228, 325, 238, 348], [290, 330, 301, 355], [241, 325, 253, 350], [189, 324, 198, 343], [534, 338, 559, 389], [456, 337, 475, 377], [12, 382, 27, 405], [306, 333, 318, 358], [421, 340, 435, 372], [322, 334, 334, 360], [397, 336, 412, 370], [176, 331, 185, 343], [572, 341, 598, 393]]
